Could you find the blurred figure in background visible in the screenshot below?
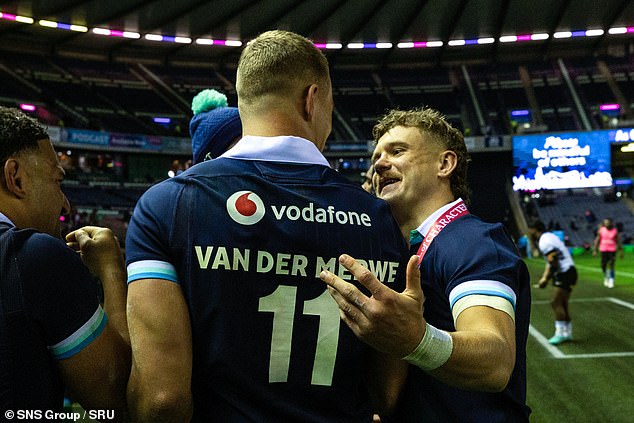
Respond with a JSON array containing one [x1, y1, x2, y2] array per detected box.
[[528, 219, 577, 345], [593, 217, 623, 288], [361, 165, 374, 193], [189, 88, 242, 164]]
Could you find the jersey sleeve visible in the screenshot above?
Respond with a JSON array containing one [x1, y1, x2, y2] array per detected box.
[[125, 180, 182, 284], [20, 234, 106, 360], [437, 222, 522, 313]]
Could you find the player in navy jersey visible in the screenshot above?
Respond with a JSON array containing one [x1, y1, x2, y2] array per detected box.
[[125, 30, 409, 423], [320, 107, 531, 422], [0, 107, 129, 416]]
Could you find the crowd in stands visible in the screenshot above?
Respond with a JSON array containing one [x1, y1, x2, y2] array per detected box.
[[2, 51, 634, 141], [3, 49, 633, 249], [520, 188, 634, 248]]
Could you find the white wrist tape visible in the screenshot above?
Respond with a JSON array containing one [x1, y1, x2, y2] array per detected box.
[[403, 323, 453, 371]]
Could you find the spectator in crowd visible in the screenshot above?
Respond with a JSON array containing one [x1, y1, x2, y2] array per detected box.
[[593, 217, 623, 288], [125, 30, 409, 422], [0, 107, 129, 417], [190, 88, 243, 164], [517, 234, 530, 258], [584, 209, 597, 229], [320, 107, 531, 422], [528, 219, 577, 344]]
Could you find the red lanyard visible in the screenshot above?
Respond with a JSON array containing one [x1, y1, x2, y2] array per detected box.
[[416, 200, 469, 266]]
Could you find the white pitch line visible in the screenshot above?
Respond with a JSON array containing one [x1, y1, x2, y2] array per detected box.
[[573, 263, 634, 278], [525, 258, 634, 278], [530, 297, 634, 358], [607, 297, 634, 310], [557, 352, 634, 359], [528, 324, 565, 358], [532, 297, 611, 305]]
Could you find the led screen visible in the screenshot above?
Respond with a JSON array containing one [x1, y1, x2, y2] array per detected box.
[[512, 130, 612, 191]]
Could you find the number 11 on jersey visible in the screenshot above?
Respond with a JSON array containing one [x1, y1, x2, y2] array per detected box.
[[259, 286, 340, 386]]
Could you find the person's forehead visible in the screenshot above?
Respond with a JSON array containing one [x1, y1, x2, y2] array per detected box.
[[372, 126, 426, 157], [379, 125, 421, 142]]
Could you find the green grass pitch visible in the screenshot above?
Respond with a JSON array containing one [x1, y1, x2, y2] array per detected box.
[[525, 250, 634, 422]]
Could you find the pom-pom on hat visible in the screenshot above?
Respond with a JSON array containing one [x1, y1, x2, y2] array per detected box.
[[190, 89, 242, 164]]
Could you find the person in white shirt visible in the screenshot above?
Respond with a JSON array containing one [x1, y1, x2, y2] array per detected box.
[[528, 219, 577, 345]]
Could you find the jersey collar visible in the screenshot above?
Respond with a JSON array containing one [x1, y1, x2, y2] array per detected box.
[[0, 211, 15, 227], [220, 135, 331, 167], [409, 198, 463, 245]]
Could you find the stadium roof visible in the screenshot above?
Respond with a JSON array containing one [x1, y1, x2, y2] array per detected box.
[[0, 0, 633, 69]]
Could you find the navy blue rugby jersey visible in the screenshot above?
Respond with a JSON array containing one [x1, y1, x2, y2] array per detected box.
[[0, 221, 105, 410], [388, 214, 531, 423], [126, 139, 409, 423]]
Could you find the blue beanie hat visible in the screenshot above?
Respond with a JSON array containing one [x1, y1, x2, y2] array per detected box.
[[190, 89, 242, 164]]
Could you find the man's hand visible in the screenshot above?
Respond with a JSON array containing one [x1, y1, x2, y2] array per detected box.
[[66, 226, 124, 279], [533, 278, 548, 289], [319, 254, 425, 358]]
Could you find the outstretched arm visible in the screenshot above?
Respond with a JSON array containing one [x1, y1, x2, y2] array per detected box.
[[320, 254, 515, 392], [320, 255, 425, 357], [537, 251, 559, 288], [431, 305, 515, 391]]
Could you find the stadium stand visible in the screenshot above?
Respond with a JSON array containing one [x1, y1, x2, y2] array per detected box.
[[1, 49, 632, 248], [521, 189, 634, 247]]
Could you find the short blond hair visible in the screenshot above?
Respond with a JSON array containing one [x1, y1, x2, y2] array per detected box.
[[373, 107, 471, 203], [236, 30, 330, 111]]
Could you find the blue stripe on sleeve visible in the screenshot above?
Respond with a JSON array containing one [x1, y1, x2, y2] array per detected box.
[[127, 260, 179, 284], [48, 306, 107, 359]]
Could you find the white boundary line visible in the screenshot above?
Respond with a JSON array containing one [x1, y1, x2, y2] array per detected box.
[[532, 297, 624, 305], [524, 258, 634, 278], [574, 263, 634, 278], [529, 325, 565, 358], [607, 297, 634, 310], [530, 297, 634, 359]]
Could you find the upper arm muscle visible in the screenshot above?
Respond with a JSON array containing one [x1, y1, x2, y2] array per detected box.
[[126, 278, 193, 421], [57, 322, 130, 415]]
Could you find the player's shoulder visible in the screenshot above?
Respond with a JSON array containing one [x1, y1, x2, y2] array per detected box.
[[135, 177, 187, 213], [439, 215, 518, 255], [18, 230, 66, 255], [17, 231, 82, 268], [539, 231, 558, 242], [444, 213, 502, 237], [538, 232, 561, 249]]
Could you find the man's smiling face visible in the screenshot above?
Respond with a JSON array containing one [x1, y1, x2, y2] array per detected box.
[[372, 125, 443, 213]]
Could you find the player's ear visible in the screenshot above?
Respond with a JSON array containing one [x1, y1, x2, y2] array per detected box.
[[3, 158, 28, 198], [437, 150, 457, 178], [303, 84, 319, 122]]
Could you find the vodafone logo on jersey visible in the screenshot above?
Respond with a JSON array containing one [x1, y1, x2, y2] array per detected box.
[[226, 191, 266, 225], [226, 190, 372, 227]]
